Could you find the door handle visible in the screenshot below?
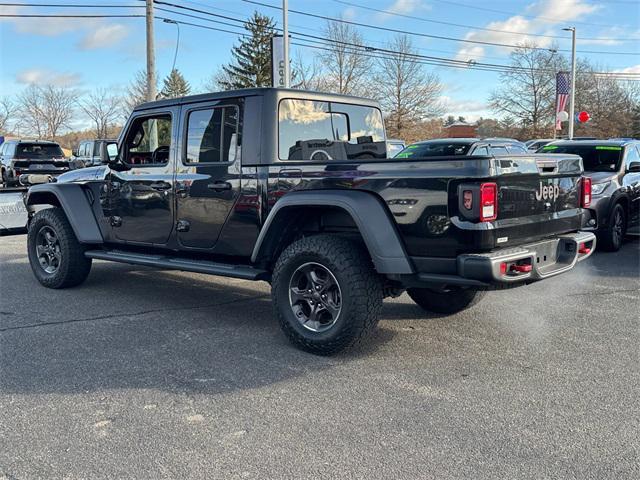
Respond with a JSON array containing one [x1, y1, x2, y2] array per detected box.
[[207, 181, 232, 191], [149, 181, 172, 191]]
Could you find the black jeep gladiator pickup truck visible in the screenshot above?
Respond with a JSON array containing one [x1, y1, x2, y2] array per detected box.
[[25, 88, 596, 354]]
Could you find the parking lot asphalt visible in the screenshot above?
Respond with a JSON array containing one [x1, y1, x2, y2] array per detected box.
[[0, 234, 638, 480]]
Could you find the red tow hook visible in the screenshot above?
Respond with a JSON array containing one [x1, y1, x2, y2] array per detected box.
[[510, 264, 532, 273], [578, 242, 591, 255]]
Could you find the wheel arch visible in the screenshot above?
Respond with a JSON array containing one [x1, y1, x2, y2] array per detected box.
[[251, 190, 414, 274], [26, 183, 103, 244]]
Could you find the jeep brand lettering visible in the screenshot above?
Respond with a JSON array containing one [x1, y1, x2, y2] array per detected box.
[[535, 182, 560, 202]]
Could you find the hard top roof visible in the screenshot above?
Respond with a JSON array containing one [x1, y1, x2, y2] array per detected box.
[[547, 139, 638, 147], [134, 87, 381, 111]]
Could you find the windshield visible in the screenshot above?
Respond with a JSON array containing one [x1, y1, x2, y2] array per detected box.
[[540, 144, 622, 172], [395, 142, 472, 158], [16, 143, 64, 159]]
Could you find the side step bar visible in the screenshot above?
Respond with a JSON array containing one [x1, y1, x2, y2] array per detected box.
[[85, 250, 269, 281]]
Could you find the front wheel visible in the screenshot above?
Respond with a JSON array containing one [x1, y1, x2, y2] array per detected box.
[[407, 287, 485, 314], [272, 235, 384, 355], [599, 203, 626, 252], [27, 208, 92, 288]]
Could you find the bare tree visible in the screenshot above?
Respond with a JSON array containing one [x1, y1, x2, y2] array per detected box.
[[125, 70, 156, 113], [489, 43, 563, 138], [17, 85, 77, 139], [318, 20, 373, 95], [291, 51, 327, 91], [0, 97, 17, 134], [80, 87, 123, 138], [375, 35, 444, 139]]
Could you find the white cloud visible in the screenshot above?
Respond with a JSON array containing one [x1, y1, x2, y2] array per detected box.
[[80, 23, 129, 50], [440, 96, 489, 114], [342, 7, 357, 21], [455, 0, 603, 61], [377, 0, 431, 20], [615, 65, 640, 74], [16, 69, 81, 87]]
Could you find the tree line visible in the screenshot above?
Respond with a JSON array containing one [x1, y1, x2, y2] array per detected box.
[[1, 11, 639, 147]]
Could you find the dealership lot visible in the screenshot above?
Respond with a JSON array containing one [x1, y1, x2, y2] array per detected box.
[[0, 234, 638, 479]]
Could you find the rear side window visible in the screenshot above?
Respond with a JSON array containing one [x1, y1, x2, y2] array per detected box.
[[185, 107, 238, 164], [473, 146, 489, 156], [507, 144, 527, 154], [625, 145, 640, 168], [278, 99, 385, 161], [16, 143, 64, 158]]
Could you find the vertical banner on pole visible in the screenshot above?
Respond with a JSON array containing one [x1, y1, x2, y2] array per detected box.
[[555, 71, 570, 131], [271, 35, 285, 88]]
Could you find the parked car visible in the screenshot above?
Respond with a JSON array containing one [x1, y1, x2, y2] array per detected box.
[[0, 140, 70, 187], [540, 140, 640, 251], [395, 138, 528, 158], [73, 139, 116, 167], [525, 138, 554, 152], [386, 139, 406, 158], [25, 88, 595, 355]]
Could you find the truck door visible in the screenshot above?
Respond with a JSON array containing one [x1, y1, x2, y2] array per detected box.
[[175, 102, 241, 249], [108, 108, 177, 245]]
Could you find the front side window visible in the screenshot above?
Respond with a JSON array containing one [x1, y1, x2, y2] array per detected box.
[[124, 114, 172, 166], [185, 107, 238, 164], [490, 146, 508, 156], [507, 144, 527, 154], [278, 99, 385, 160], [624, 145, 640, 168]]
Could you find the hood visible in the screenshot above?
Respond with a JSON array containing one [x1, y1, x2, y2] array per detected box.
[[56, 166, 108, 183], [584, 171, 617, 184]]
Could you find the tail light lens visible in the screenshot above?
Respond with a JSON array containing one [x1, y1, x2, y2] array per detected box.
[[581, 177, 592, 207], [480, 182, 498, 221]]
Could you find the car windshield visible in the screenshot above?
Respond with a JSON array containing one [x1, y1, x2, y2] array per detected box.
[[540, 144, 622, 172], [16, 143, 64, 158], [395, 142, 472, 158]]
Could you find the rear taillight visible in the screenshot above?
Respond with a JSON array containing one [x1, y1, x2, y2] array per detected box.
[[480, 182, 497, 222], [581, 177, 592, 208]]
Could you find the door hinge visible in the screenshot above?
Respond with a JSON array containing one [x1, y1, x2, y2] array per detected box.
[[176, 220, 190, 232]]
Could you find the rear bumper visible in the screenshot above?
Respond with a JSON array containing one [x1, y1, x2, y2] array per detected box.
[[407, 231, 596, 288]]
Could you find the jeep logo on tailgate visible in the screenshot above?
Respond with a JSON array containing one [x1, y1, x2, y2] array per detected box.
[[535, 181, 560, 202]]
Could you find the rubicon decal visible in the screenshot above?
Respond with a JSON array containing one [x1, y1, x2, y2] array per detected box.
[[535, 181, 560, 202]]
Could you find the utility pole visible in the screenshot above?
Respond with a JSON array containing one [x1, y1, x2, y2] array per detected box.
[[145, 0, 157, 101], [282, 0, 289, 87], [563, 27, 576, 139]]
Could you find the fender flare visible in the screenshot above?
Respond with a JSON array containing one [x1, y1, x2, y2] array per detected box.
[[25, 183, 103, 244], [251, 190, 414, 274]]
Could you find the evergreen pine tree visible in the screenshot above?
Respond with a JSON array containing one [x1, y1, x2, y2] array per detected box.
[[220, 12, 276, 90], [161, 69, 191, 99]]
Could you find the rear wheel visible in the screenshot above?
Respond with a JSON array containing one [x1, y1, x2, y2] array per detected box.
[[407, 287, 485, 314], [599, 203, 626, 252], [27, 208, 92, 288], [272, 235, 383, 355]]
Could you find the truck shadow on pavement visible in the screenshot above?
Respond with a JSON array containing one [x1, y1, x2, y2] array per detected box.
[[0, 260, 403, 396]]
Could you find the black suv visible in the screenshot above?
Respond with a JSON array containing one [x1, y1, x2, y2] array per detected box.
[[539, 140, 640, 250], [0, 140, 69, 187], [25, 88, 595, 355], [395, 138, 528, 158], [73, 139, 116, 167]]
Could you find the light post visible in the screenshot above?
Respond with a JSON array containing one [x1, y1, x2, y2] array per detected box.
[[282, 0, 289, 87], [563, 27, 576, 139], [163, 18, 180, 74]]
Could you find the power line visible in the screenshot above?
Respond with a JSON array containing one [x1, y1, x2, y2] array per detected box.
[[333, 0, 638, 43], [241, 0, 640, 56], [0, 13, 143, 17], [0, 2, 144, 7]]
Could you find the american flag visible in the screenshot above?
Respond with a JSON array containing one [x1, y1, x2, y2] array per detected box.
[[555, 72, 570, 130]]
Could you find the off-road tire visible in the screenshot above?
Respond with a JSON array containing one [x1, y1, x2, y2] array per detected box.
[[27, 208, 92, 288], [272, 235, 384, 355], [598, 203, 626, 252], [407, 287, 486, 314]]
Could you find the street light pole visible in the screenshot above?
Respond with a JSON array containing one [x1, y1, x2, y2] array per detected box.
[[282, 0, 289, 87], [163, 19, 180, 74], [564, 27, 576, 139], [145, 0, 157, 101]]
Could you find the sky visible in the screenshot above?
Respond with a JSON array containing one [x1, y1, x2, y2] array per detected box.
[[1, 0, 639, 128]]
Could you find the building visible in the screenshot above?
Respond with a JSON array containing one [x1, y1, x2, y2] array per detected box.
[[445, 121, 477, 138]]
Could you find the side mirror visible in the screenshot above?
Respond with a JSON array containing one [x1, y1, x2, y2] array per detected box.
[[628, 161, 640, 173], [100, 142, 118, 165]]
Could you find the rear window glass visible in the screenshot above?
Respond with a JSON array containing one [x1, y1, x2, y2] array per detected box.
[[16, 143, 64, 158], [278, 99, 386, 161], [395, 142, 471, 158], [541, 144, 622, 172]]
